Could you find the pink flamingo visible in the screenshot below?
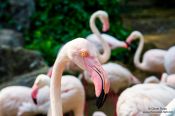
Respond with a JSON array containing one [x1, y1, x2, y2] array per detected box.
[[164, 46, 175, 74], [49, 37, 110, 116], [126, 31, 166, 73]]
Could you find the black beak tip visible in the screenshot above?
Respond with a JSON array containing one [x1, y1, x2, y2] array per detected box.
[[125, 41, 130, 46], [125, 41, 132, 50], [33, 98, 37, 104], [96, 89, 108, 109], [104, 30, 109, 33]]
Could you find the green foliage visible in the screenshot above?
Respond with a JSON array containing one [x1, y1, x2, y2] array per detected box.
[[1, 0, 131, 65]]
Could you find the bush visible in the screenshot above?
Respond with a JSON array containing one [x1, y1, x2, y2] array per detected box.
[[0, 0, 131, 65]]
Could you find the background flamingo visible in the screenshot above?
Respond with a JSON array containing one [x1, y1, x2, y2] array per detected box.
[[161, 73, 175, 88], [92, 111, 107, 116], [164, 46, 175, 74], [31, 74, 85, 116], [143, 75, 160, 83], [49, 38, 110, 116], [117, 83, 175, 116], [126, 31, 166, 73]]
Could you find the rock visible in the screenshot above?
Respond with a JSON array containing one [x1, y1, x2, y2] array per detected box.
[[121, 0, 175, 34], [0, 29, 24, 48], [0, 46, 48, 85], [0, 66, 48, 89], [9, 0, 35, 31]]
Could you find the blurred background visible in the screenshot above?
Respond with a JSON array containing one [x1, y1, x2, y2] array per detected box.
[[0, 0, 175, 115]]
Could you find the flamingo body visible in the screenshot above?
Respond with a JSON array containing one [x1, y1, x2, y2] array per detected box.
[[161, 73, 175, 88], [44, 75, 85, 116], [0, 86, 41, 116], [87, 34, 126, 52], [144, 76, 160, 83], [126, 31, 166, 73], [117, 83, 175, 116], [164, 46, 175, 74], [141, 49, 166, 72]]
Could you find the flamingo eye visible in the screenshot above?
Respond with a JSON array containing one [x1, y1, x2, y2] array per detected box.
[[80, 49, 89, 57]]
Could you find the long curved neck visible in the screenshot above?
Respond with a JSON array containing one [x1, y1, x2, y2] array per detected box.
[[134, 34, 145, 70], [50, 54, 67, 116], [90, 14, 111, 64]]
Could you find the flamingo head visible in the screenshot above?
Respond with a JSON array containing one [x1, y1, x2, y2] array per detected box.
[[31, 74, 50, 104], [64, 38, 110, 108], [96, 10, 109, 32], [126, 31, 143, 45]]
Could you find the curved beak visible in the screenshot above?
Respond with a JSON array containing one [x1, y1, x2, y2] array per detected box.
[[83, 56, 110, 108], [125, 41, 131, 50], [31, 84, 38, 104]]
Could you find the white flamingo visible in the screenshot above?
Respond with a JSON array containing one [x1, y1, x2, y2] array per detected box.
[[30, 74, 85, 116], [117, 83, 175, 116], [126, 31, 166, 73], [0, 74, 85, 116], [49, 38, 110, 116], [164, 46, 175, 74], [161, 73, 175, 88]]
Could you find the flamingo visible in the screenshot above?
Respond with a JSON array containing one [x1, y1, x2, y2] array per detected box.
[[160, 98, 175, 116], [117, 83, 175, 116], [143, 76, 160, 83], [86, 11, 128, 53], [161, 73, 175, 88], [126, 31, 166, 73], [64, 10, 128, 74], [0, 85, 46, 116], [143, 73, 175, 86], [31, 74, 85, 116], [49, 37, 110, 116], [92, 111, 107, 116], [164, 46, 175, 74]]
